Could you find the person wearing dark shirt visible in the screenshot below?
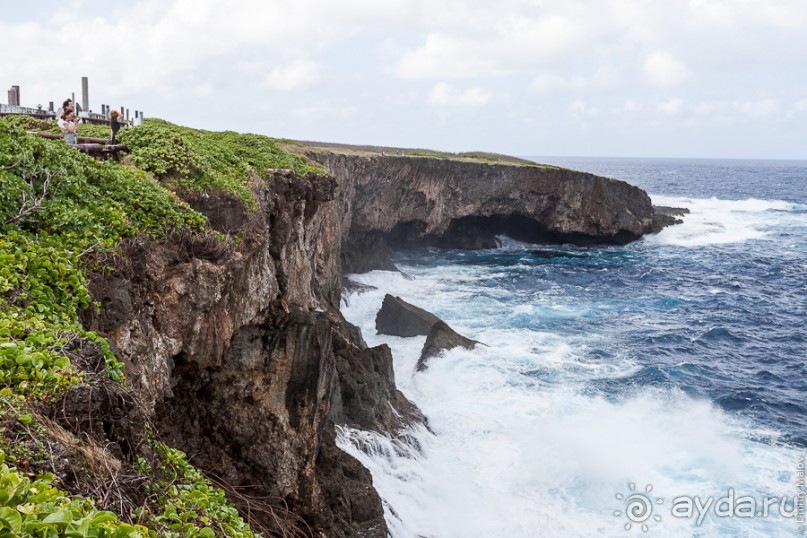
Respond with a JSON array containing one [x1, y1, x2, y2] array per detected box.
[[109, 110, 123, 144]]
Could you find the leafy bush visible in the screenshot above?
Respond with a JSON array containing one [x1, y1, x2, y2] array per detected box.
[[0, 115, 56, 133], [0, 117, 274, 536], [141, 444, 260, 538], [0, 119, 207, 399], [120, 119, 323, 208], [0, 453, 155, 537]]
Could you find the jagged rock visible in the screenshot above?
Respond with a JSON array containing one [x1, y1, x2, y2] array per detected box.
[[650, 205, 690, 233], [375, 294, 441, 337], [330, 321, 425, 433], [306, 153, 680, 273], [315, 426, 387, 537], [184, 191, 248, 234], [85, 172, 412, 537], [342, 231, 398, 273], [417, 321, 479, 371]]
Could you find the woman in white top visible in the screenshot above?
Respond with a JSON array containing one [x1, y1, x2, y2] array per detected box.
[[60, 109, 79, 145]]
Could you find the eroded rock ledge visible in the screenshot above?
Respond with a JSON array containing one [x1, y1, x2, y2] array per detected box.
[[307, 153, 671, 273]]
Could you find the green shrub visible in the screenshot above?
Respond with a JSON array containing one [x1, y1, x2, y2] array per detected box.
[[0, 452, 155, 537], [0, 116, 272, 536], [120, 119, 323, 208], [0, 119, 207, 399], [142, 444, 260, 538]]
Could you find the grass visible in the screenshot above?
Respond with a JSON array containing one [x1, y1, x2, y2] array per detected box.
[[119, 119, 324, 209], [291, 139, 558, 168]]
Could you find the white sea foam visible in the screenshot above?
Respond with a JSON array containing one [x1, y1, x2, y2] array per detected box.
[[338, 267, 803, 537], [646, 195, 807, 247]]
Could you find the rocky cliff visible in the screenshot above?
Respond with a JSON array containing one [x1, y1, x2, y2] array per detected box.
[[308, 153, 669, 273], [86, 171, 416, 537], [85, 153, 673, 536]]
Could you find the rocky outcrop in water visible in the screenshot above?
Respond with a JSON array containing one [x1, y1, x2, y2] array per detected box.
[[650, 205, 691, 233], [417, 321, 479, 371], [375, 294, 441, 337]]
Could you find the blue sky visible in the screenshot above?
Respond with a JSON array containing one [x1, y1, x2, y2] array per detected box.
[[2, 0, 807, 158]]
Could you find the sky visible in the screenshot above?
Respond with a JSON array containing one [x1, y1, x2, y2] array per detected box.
[[2, 0, 807, 159]]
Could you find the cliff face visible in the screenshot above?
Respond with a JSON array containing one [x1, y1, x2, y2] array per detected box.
[[87, 172, 413, 537], [310, 154, 660, 272], [85, 154, 669, 535]]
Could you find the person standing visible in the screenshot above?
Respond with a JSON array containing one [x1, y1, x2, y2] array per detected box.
[[60, 109, 79, 146], [56, 99, 73, 132], [109, 110, 123, 144]]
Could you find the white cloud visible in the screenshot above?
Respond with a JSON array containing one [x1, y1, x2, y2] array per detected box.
[[264, 60, 321, 91], [788, 98, 807, 118], [617, 99, 644, 113], [530, 66, 623, 95], [530, 74, 584, 94], [428, 83, 492, 106], [643, 52, 689, 87], [292, 100, 358, 120], [658, 98, 684, 116], [734, 98, 780, 118], [2, 1, 807, 157], [396, 14, 589, 79], [568, 99, 600, 117]]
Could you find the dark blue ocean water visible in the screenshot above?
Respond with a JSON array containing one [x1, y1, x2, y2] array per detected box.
[[531, 156, 807, 204], [399, 157, 807, 446], [340, 158, 807, 536], [530, 157, 807, 445]]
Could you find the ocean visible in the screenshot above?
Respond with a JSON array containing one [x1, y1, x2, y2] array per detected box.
[[338, 157, 807, 537]]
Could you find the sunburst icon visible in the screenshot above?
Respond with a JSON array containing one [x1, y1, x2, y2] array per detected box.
[[614, 482, 664, 532]]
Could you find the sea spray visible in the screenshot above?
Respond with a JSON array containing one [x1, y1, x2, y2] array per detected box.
[[339, 162, 807, 537]]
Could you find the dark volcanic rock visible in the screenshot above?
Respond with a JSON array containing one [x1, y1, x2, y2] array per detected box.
[[183, 191, 248, 234], [375, 294, 441, 337], [86, 171, 411, 537], [342, 231, 398, 273], [307, 153, 675, 273], [650, 205, 690, 233], [330, 321, 424, 433], [417, 321, 479, 371], [316, 426, 387, 535]]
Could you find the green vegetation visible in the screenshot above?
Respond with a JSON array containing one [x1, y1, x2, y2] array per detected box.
[[0, 116, 301, 536], [0, 454, 154, 537], [140, 443, 257, 538], [405, 149, 455, 160], [0, 116, 110, 140], [294, 140, 556, 167], [0, 119, 206, 402], [119, 119, 323, 209]]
